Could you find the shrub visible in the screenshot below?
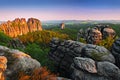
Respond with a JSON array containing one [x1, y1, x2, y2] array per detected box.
[[97, 37, 118, 50], [19, 67, 57, 80], [24, 43, 49, 66], [18, 30, 69, 48]]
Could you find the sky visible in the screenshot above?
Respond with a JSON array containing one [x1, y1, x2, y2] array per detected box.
[[0, 0, 120, 21]]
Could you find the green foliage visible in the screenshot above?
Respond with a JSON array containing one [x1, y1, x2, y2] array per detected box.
[[97, 37, 118, 50], [18, 30, 69, 48], [49, 24, 91, 40], [23, 43, 55, 71], [0, 31, 11, 46], [24, 43, 48, 65], [79, 38, 86, 43]]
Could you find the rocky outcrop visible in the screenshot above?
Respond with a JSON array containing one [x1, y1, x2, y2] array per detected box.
[[0, 45, 41, 80], [71, 57, 120, 80], [0, 18, 42, 37], [0, 56, 7, 80], [111, 38, 120, 68], [49, 38, 86, 77], [81, 44, 115, 63], [27, 18, 42, 32], [73, 57, 97, 73], [48, 38, 115, 77], [60, 23, 65, 29], [77, 25, 116, 44]]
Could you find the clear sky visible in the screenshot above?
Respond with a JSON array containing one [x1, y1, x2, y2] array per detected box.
[[0, 0, 120, 21]]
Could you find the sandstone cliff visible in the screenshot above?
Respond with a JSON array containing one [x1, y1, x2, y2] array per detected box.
[[0, 18, 42, 37]]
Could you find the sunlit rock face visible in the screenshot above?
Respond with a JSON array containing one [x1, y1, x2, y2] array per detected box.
[[86, 28, 102, 44], [77, 25, 116, 45], [0, 18, 42, 37], [0, 45, 41, 80], [27, 18, 42, 32], [60, 23, 65, 30], [0, 56, 7, 80], [102, 27, 116, 39]]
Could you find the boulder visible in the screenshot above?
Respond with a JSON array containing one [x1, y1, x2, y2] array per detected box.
[[0, 45, 41, 80], [71, 57, 120, 80], [81, 44, 115, 63], [97, 61, 120, 80], [73, 57, 97, 73], [71, 57, 108, 80], [49, 38, 86, 77], [0, 56, 7, 80], [111, 38, 120, 68]]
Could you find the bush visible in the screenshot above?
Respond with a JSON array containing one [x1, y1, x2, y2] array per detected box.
[[19, 67, 57, 80], [18, 30, 69, 48], [97, 37, 118, 50], [24, 43, 49, 65]]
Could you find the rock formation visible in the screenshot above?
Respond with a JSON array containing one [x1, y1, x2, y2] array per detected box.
[[81, 44, 115, 63], [86, 28, 102, 44], [48, 38, 115, 78], [60, 23, 65, 29], [0, 56, 7, 80], [77, 25, 116, 44], [0, 45, 41, 80], [0, 18, 42, 37], [111, 38, 120, 68], [27, 18, 42, 32], [71, 57, 120, 80], [49, 38, 86, 77]]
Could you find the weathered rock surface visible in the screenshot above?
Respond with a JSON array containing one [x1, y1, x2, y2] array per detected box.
[[60, 23, 65, 29], [27, 18, 42, 32], [0, 18, 42, 37], [0, 56, 7, 80], [86, 28, 102, 44], [97, 61, 120, 80], [71, 57, 120, 80], [77, 25, 116, 44], [111, 38, 120, 68], [81, 44, 115, 63], [49, 38, 86, 77], [0, 45, 41, 80], [73, 57, 97, 73], [49, 38, 117, 79]]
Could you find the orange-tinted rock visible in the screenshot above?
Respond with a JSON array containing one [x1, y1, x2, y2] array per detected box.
[[87, 28, 102, 44], [27, 18, 42, 32], [102, 27, 116, 39], [0, 45, 41, 80], [0, 18, 42, 37], [0, 56, 7, 80], [60, 23, 65, 29]]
